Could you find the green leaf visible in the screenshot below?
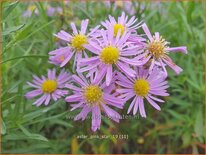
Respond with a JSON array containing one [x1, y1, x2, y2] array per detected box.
[[2, 24, 25, 36], [0, 55, 48, 64], [1, 119, 7, 135], [22, 101, 61, 123], [51, 119, 73, 128], [3, 1, 19, 20], [2, 143, 51, 153], [18, 124, 48, 142], [182, 131, 191, 147], [187, 2, 195, 23], [194, 107, 204, 142], [74, 5, 93, 21], [30, 111, 68, 124], [167, 109, 186, 121]]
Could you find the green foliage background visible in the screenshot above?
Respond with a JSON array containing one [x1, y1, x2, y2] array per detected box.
[[1, 1, 205, 154]]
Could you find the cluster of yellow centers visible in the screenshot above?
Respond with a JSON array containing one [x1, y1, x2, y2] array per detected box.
[[114, 24, 125, 37], [41, 80, 57, 93], [147, 37, 166, 59], [84, 85, 103, 105], [71, 34, 87, 51], [133, 79, 150, 97], [100, 46, 120, 64]]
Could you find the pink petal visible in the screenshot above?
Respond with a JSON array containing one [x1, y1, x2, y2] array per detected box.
[[79, 56, 99, 66], [60, 52, 74, 67], [33, 94, 47, 106], [27, 82, 40, 89], [163, 57, 183, 74], [142, 23, 153, 41], [103, 94, 124, 108], [133, 96, 140, 115], [84, 44, 100, 55], [106, 65, 112, 86], [146, 96, 161, 111], [54, 30, 71, 42], [65, 84, 81, 91], [72, 75, 87, 87], [71, 102, 84, 111], [139, 97, 146, 118], [101, 103, 121, 123], [166, 46, 187, 54], [127, 96, 137, 114], [149, 90, 169, 96], [91, 106, 101, 132], [148, 95, 165, 103], [80, 19, 88, 34], [74, 106, 91, 121], [49, 46, 71, 55], [70, 22, 78, 34], [87, 25, 100, 36], [78, 62, 101, 73], [25, 89, 42, 99], [65, 94, 83, 102], [116, 61, 135, 77], [44, 94, 51, 106]]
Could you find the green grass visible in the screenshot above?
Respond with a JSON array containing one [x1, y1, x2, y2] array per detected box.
[[1, 1, 205, 154]]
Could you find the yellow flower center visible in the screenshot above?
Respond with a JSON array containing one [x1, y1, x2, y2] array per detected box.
[[28, 5, 37, 12], [84, 85, 103, 105], [100, 46, 119, 64], [147, 37, 166, 58], [71, 34, 87, 51], [114, 24, 125, 37], [133, 79, 149, 97], [41, 80, 57, 93]]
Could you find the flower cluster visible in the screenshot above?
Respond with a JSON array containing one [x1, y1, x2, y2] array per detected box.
[[23, 3, 63, 17], [25, 12, 187, 132]]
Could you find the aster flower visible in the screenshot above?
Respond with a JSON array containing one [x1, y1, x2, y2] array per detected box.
[[104, 1, 136, 16], [23, 5, 39, 17], [25, 69, 71, 106], [139, 23, 188, 77], [116, 67, 169, 117], [65, 72, 124, 132], [49, 47, 72, 66], [79, 28, 150, 86], [101, 12, 142, 37], [49, 19, 100, 69], [46, 6, 62, 17], [121, 1, 136, 16]]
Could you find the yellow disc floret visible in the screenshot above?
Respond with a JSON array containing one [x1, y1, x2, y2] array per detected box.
[[41, 80, 57, 93], [114, 24, 125, 37], [133, 79, 149, 97], [100, 46, 119, 64], [84, 85, 103, 105], [147, 37, 166, 58], [71, 34, 87, 51]]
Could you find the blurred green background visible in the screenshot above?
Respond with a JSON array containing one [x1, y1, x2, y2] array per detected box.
[[1, 1, 205, 154]]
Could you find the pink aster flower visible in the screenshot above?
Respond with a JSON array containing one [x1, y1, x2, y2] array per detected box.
[[46, 6, 62, 17], [139, 23, 188, 77], [49, 47, 72, 66], [116, 67, 169, 117], [23, 4, 39, 17], [101, 12, 142, 37], [49, 19, 100, 69], [25, 69, 71, 106], [65, 73, 124, 132], [79, 28, 150, 86]]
